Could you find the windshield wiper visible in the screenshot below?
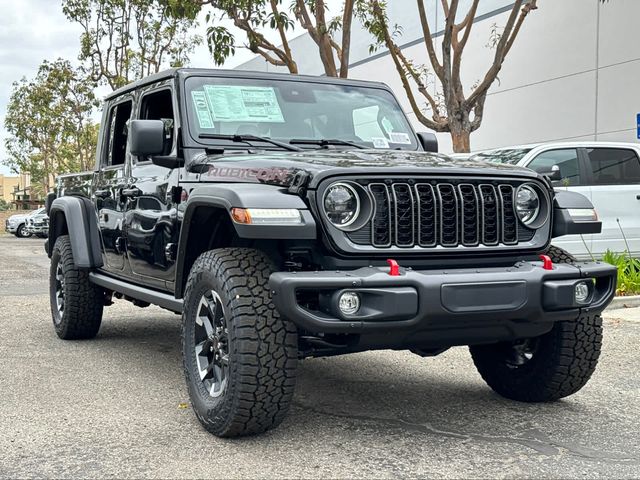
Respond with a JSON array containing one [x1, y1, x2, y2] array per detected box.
[[289, 138, 366, 150], [198, 133, 302, 152]]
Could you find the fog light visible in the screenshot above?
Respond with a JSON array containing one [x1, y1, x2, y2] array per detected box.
[[575, 281, 590, 304], [338, 291, 360, 315]]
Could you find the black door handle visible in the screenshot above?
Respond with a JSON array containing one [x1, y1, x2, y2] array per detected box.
[[121, 187, 142, 198], [95, 189, 111, 199], [636, 194, 640, 200]]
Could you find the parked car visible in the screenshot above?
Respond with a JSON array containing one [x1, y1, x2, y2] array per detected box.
[[25, 207, 49, 238], [5, 211, 33, 238], [470, 142, 640, 259], [46, 68, 615, 438]]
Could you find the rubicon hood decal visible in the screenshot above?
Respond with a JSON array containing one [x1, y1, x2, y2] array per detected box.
[[189, 148, 538, 189]]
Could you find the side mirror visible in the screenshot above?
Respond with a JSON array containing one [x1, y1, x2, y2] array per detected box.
[[129, 119, 183, 169], [537, 165, 562, 181], [416, 132, 438, 153], [129, 119, 165, 157]]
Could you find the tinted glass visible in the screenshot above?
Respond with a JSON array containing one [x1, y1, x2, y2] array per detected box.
[[586, 148, 640, 185], [104, 100, 132, 167], [185, 76, 418, 150], [139, 89, 174, 157], [528, 149, 581, 186]]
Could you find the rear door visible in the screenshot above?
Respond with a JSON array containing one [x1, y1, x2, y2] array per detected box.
[[94, 96, 133, 272], [583, 147, 640, 257], [525, 148, 592, 258]]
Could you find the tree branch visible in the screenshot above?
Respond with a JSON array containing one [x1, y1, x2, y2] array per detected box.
[[416, 0, 444, 80]]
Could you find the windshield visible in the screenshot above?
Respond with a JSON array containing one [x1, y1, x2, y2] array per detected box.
[[185, 76, 419, 150], [470, 148, 532, 165]]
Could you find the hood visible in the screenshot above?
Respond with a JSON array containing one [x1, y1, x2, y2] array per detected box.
[[8, 213, 28, 221], [189, 149, 538, 189]]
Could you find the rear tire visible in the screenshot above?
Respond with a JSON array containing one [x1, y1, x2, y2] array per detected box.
[[181, 248, 298, 437], [470, 245, 603, 402], [49, 235, 104, 339]]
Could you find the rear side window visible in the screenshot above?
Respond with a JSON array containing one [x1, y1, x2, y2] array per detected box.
[[586, 148, 640, 185], [527, 149, 581, 186]]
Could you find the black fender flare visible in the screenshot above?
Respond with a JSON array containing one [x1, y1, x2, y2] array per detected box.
[[48, 196, 103, 268], [174, 183, 317, 298]]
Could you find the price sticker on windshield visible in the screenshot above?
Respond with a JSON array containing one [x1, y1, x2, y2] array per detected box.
[[203, 85, 285, 123], [390, 132, 411, 144], [371, 137, 390, 149], [191, 91, 215, 129]]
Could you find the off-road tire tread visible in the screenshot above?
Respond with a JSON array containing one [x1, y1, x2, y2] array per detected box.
[[470, 245, 602, 402], [546, 244, 576, 264], [182, 248, 297, 437], [50, 235, 103, 339]]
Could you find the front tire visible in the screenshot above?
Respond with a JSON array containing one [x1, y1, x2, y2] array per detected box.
[[181, 248, 298, 437], [470, 246, 603, 402], [16, 224, 30, 238], [49, 235, 104, 339]]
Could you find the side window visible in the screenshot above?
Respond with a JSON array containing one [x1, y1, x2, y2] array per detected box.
[[104, 100, 133, 168], [353, 105, 386, 141], [139, 89, 175, 157], [586, 148, 640, 185], [528, 149, 581, 186]]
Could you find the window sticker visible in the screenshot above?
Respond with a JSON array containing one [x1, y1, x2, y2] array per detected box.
[[381, 117, 394, 134], [390, 132, 412, 144], [371, 137, 390, 149], [191, 91, 214, 129], [203, 85, 285, 123]]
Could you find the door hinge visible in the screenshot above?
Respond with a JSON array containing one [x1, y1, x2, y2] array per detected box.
[[165, 243, 177, 262]]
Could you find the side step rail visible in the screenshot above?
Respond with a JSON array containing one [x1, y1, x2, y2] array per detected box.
[[89, 272, 183, 313]]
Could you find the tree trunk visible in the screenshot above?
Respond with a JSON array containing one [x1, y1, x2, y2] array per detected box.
[[450, 130, 471, 153]]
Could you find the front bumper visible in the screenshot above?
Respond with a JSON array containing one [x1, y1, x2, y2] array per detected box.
[[5, 221, 18, 233], [270, 260, 616, 344], [26, 223, 48, 235]]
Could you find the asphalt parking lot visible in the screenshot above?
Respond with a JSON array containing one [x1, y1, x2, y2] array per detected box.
[[0, 235, 639, 478]]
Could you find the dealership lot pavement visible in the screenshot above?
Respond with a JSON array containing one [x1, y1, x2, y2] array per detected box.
[[0, 235, 639, 478]]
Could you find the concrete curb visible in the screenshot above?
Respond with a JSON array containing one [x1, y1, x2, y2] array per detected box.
[[607, 295, 640, 311]]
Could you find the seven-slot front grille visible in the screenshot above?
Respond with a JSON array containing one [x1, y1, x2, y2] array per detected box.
[[346, 180, 534, 249]]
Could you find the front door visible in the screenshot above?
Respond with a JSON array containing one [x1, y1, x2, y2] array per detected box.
[[124, 86, 180, 290], [584, 147, 640, 257], [94, 97, 133, 272]]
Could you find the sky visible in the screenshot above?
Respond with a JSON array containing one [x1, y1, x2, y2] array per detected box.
[[0, 0, 342, 176]]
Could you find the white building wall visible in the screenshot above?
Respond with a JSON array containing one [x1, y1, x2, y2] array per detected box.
[[235, 0, 639, 153]]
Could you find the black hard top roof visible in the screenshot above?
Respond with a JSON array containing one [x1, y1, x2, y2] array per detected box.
[[104, 68, 390, 101]]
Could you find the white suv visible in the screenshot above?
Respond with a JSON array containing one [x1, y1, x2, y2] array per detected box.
[[471, 142, 640, 259]]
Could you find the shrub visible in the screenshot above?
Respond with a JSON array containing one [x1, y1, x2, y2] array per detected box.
[[602, 250, 640, 296]]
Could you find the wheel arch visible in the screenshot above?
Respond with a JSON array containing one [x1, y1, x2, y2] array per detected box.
[[173, 184, 316, 299], [48, 196, 103, 269]]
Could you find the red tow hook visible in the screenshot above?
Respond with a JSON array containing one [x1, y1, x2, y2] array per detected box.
[[539, 254, 553, 270], [386, 259, 400, 276]]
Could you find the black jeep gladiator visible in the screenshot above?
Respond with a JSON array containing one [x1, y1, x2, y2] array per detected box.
[[46, 68, 616, 438]]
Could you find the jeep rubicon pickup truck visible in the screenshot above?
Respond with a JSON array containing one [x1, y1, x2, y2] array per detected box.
[[45, 68, 616, 438]]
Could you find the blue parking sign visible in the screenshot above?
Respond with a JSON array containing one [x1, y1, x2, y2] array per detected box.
[[637, 113, 640, 139]]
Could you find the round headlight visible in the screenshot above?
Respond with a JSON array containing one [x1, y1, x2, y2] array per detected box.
[[323, 183, 360, 228], [515, 184, 540, 225]]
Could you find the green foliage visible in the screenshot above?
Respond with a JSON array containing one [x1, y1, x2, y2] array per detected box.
[[2, 59, 99, 192], [0, 199, 10, 211], [63, 0, 201, 89], [602, 250, 640, 296]]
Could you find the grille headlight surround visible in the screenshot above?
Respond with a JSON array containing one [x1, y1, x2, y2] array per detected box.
[[515, 184, 541, 226], [323, 182, 361, 228]]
